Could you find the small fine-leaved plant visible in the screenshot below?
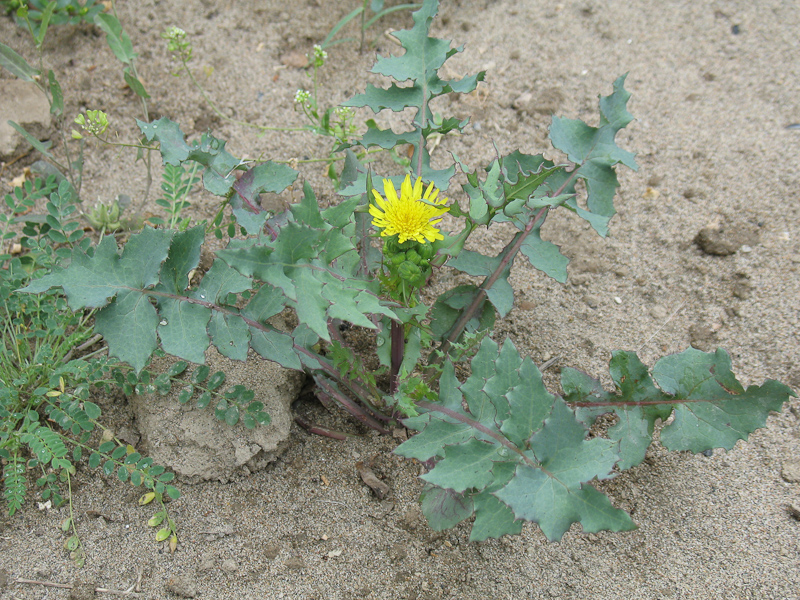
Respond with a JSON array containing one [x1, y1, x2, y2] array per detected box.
[[18, 0, 794, 542]]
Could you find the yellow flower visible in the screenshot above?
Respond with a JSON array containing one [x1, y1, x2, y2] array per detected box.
[[370, 175, 449, 244]]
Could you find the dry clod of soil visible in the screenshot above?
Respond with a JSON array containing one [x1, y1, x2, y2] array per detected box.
[[781, 459, 800, 483], [67, 579, 97, 600], [220, 558, 238, 573], [284, 556, 306, 570], [165, 574, 197, 598], [694, 222, 760, 255], [130, 344, 303, 482], [0, 80, 51, 160]]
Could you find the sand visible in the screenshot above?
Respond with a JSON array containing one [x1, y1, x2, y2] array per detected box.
[[1, 1, 799, 598]]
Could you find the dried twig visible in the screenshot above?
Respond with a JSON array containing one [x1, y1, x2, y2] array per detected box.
[[15, 578, 143, 597]]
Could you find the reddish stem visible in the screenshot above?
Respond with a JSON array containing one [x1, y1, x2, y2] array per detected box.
[[390, 320, 405, 394]]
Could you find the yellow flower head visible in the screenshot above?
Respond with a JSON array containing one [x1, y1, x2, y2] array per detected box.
[[370, 175, 449, 244]]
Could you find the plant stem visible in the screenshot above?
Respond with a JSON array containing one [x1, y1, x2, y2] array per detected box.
[[389, 320, 404, 394], [415, 399, 544, 472], [436, 166, 583, 358], [437, 205, 549, 359], [294, 415, 356, 440], [315, 375, 391, 434]]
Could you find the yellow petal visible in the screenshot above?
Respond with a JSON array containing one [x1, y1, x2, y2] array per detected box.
[[383, 179, 399, 204], [413, 177, 423, 199], [400, 174, 413, 200]]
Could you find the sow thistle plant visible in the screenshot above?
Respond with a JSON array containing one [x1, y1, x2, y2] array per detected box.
[[20, 0, 794, 543]]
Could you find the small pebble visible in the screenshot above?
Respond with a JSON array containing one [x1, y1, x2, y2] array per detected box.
[[583, 294, 601, 308], [781, 459, 800, 483], [220, 558, 238, 573], [284, 556, 306, 570], [165, 575, 197, 598]]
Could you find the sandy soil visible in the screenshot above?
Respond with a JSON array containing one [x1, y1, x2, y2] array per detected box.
[[1, 0, 800, 598]]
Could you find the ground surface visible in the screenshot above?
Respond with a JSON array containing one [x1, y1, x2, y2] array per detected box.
[[1, 0, 800, 598]]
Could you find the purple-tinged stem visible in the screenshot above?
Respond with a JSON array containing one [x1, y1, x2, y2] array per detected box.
[[436, 205, 550, 359], [389, 320, 405, 394], [435, 166, 583, 360], [315, 376, 391, 434], [294, 416, 356, 440]]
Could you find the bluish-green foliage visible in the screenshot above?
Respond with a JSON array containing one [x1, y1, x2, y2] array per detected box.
[[14, 0, 794, 543]]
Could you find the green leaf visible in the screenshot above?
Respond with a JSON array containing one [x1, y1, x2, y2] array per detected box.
[[653, 348, 793, 453], [490, 401, 633, 541], [499, 152, 563, 203], [224, 405, 239, 426], [421, 437, 501, 493], [346, 0, 483, 106], [419, 485, 473, 531], [156, 225, 204, 295], [208, 311, 250, 361], [405, 338, 633, 541], [94, 13, 137, 64], [191, 365, 210, 384], [186, 131, 245, 196], [496, 470, 635, 541], [168, 361, 189, 376], [219, 211, 394, 343], [232, 162, 299, 214], [177, 385, 193, 404], [137, 118, 191, 166], [517, 227, 568, 283], [82, 401, 101, 420], [447, 250, 514, 317], [33, 1, 56, 46], [157, 298, 211, 364], [429, 284, 495, 342], [0, 42, 41, 81], [549, 75, 637, 236], [207, 371, 225, 391], [7, 121, 55, 161], [47, 70, 63, 117], [400, 410, 470, 457], [501, 357, 554, 448], [195, 390, 211, 408], [88, 453, 101, 469], [468, 461, 521, 542], [358, 123, 418, 149], [193, 258, 252, 305], [123, 68, 149, 99], [21, 227, 173, 307], [248, 327, 302, 371]]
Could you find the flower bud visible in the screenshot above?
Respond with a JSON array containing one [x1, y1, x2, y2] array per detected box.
[[405, 250, 422, 265], [398, 260, 421, 282], [418, 244, 434, 261]]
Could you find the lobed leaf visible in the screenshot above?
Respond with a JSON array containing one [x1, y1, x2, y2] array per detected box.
[[549, 75, 637, 237], [397, 338, 792, 542]]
